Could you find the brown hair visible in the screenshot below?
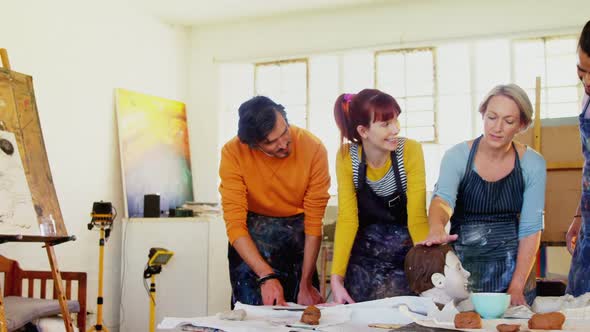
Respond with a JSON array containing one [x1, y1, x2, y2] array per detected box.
[[333, 88, 401, 147], [404, 244, 453, 294]]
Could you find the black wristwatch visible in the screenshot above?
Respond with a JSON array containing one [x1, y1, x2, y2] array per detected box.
[[257, 273, 281, 286]]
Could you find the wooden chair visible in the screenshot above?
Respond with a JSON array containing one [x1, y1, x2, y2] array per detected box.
[[0, 255, 86, 331]]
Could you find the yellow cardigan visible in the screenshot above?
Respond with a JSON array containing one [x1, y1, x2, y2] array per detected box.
[[331, 139, 429, 277]]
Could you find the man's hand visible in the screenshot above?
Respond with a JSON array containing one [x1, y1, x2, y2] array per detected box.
[[507, 285, 526, 306], [260, 279, 287, 306], [418, 227, 458, 246], [297, 281, 323, 305], [567, 217, 582, 255], [330, 275, 355, 304]]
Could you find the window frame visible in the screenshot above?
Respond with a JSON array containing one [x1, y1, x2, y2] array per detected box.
[[510, 34, 581, 119], [374, 47, 439, 143], [254, 58, 311, 129]]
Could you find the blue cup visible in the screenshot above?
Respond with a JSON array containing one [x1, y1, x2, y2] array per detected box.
[[470, 293, 510, 319]]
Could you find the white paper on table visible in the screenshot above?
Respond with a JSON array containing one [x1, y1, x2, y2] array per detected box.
[[158, 315, 278, 332], [158, 317, 200, 329], [563, 306, 590, 320], [158, 297, 458, 331], [427, 301, 460, 324], [235, 302, 351, 328], [332, 296, 439, 325], [503, 305, 534, 319]]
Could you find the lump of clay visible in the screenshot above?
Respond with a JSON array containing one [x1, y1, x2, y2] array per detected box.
[[454, 311, 482, 329], [300, 305, 321, 325], [496, 323, 520, 332], [528, 312, 566, 330]]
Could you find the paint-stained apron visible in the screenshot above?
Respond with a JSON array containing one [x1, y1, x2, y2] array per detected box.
[[228, 212, 318, 306], [567, 96, 590, 296], [344, 149, 413, 302], [451, 136, 536, 304]]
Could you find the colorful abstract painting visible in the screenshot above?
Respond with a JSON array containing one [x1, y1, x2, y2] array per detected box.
[[116, 89, 193, 218]]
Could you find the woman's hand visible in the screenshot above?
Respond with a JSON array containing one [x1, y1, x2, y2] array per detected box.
[[419, 226, 458, 246], [566, 217, 582, 255], [330, 274, 355, 304]]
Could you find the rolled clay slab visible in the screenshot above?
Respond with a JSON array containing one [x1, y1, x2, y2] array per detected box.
[[528, 312, 566, 330], [496, 323, 520, 332], [454, 311, 482, 329]]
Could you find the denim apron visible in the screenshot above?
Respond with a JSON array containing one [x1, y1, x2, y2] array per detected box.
[[451, 136, 536, 304], [567, 96, 590, 296], [344, 147, 413, 302], [227, 212, 319, 306]]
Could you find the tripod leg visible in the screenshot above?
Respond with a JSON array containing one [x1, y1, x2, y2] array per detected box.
[[150, 275, 156, 332], [89, 227, 109, 331]]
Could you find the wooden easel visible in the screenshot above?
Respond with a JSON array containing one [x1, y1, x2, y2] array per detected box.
[[0, 49, 75, 332], [0, 236, 76, 332]]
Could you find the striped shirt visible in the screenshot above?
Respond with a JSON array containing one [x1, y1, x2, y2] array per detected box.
[[351, 138, 407, 196]]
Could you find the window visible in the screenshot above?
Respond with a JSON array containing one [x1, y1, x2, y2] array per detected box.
[[308, 55, 340, 195], [376, 48, 436, 142], [436, 43, 473, 143], [255, 59, 308, 128], [218, 32, 584, 197], [218, 64, 253, 150], [513, 36, 580, 118]]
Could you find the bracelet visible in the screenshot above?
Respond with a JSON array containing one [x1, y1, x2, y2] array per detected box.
[[574, 215, 582, 218], [257, 273, 280, 286]]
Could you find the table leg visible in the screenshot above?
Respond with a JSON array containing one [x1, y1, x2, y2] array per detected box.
[[320, 244, 328, 300], [46, 244, 74, 332]]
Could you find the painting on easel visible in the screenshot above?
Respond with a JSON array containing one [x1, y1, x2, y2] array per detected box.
[[0, 49, 66, 235], [115, 88, 194, 218], [0, 130, 38, 234]]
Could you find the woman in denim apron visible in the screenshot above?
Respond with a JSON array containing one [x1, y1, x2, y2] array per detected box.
[[567, 22, 590, 296], [423, 84, 546, 305], [330, 89, 429, 303], [567, 96, 590, 297]]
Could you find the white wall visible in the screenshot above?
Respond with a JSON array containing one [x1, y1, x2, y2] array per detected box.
[[0, 0, 189, 329], [188, 0, 590, 202], [120, 218, 210, 332]]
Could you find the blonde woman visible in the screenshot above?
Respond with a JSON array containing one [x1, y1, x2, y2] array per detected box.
[[422, 84, 546, 306]]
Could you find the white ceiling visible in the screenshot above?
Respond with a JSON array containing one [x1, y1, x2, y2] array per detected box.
[[127, 0, 393, 26]]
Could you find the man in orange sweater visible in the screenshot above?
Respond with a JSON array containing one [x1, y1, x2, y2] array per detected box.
[[219, 96, 330, 307]]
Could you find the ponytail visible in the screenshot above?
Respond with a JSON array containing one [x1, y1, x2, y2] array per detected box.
[[334, 93, 357, 149]]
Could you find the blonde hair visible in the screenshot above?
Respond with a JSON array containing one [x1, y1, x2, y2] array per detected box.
[[478, 84, 534, 128]]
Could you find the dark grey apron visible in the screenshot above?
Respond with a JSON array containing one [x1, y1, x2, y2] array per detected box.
[[451, 136, 536, 304], [344, 147, 413, 302], [228, 212, 319, 306]]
